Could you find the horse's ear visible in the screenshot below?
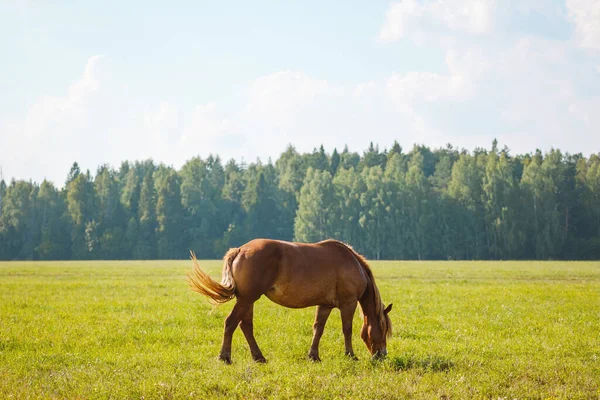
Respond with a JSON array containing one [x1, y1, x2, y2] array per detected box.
[[384, 303, 393, 314]]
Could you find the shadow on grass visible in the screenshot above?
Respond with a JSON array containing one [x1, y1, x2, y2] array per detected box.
[[384, 354, 454, 372]]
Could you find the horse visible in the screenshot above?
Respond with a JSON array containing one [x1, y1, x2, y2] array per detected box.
[[187, 238, 392, 363]]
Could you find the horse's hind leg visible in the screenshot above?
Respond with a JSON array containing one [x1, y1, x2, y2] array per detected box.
[[308, 305, 333, 362], [239, 303, 266, 363], [340, 302, 358, 360], [219, 301, 251, 364]]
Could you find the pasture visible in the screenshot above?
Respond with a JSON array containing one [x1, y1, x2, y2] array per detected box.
[[0, 260, 598, 399]]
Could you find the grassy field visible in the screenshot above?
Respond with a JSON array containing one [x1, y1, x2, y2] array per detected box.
[[1, 259, 599, 399]]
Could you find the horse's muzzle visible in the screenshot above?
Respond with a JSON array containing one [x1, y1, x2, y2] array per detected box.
[[372, 349, 387, 360]]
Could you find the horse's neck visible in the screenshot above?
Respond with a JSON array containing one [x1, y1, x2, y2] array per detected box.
[[358, 281, 379, 323]]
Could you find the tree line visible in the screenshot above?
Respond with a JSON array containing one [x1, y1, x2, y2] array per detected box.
[[1, 140, 599, 261]]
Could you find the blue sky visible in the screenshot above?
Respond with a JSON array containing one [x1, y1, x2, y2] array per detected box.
[[1, 0, 599, 185]]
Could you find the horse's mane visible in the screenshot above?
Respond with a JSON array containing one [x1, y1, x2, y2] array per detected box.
[[320, 240, 392, 338]]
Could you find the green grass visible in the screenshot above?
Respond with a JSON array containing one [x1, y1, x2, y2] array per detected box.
[[1, 260, 599, 399]]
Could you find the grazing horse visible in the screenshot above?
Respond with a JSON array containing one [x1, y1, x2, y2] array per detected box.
[[187, 239, 392, 363]]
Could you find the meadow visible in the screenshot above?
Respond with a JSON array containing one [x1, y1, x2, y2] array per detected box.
[[0, 259, 598, 399]]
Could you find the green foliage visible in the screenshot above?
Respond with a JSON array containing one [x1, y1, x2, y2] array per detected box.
[[360, 142, 386, 170], [0, 180, 38, 259], [0, 260, 598, 398], [332, 167, 365, 249], [0, 142, 599, 260], [295, 168, 336, 242], [340, 145, 360, 170], [180, 156, 226, 258], [359, 166, 388, 259], [35, 181, 70, 260], [65, 170, 97, 259], [154, 166, 184, 259], [276, 145, 306, 197]]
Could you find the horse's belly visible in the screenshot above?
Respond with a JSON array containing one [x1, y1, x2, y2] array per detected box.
[[264, 283, 334, 308]]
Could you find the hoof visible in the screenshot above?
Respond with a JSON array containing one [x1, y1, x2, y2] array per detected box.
[[253, 356, 267, 363], [218, 354, 232, 364], [308, 353, 321, 362], [345, 352, 358, 361]]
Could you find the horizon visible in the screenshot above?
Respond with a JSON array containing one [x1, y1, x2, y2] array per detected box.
[[0, 139, 592, 188]]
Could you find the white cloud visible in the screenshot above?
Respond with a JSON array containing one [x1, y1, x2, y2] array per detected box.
[[180, 103, 232, 152], [235, 71, 351, 157], [144, 101, 180, 144], [566, 0, 600, 50], [511, 0, 560, 15], [1, 56, 241, 184], [244, 71, 343, 118], [378, 0, 496, 43], [29, 55, 103, 129], [374, 1, 600, 155], [384, 46, 491, 113], [386, 71, 462, 107], [0, 55, 193, 184], [378, 0, 422, 43], [481, 36, 600, 154], [2, 20, 600, 187], [0, 55, 104, 185], [433, 0, 496, 34], [352, 81, 378, 99]]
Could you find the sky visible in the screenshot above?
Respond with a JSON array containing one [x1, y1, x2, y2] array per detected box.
[[1, 0, 599, 186]]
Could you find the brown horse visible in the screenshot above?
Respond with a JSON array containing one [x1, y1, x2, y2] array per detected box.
[[187, 239, 392, 363]]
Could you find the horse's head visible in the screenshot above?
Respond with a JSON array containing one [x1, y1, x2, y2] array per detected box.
[[360, 303, 393, 359]]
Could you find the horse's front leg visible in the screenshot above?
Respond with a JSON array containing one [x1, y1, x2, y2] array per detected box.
[[239, 303, 266, 362], [219, 301, 250, 364], [308, 305, 333, 361], [340, 302, 358, 360]]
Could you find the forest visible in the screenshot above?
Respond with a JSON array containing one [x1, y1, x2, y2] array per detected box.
[[0, 140, 599, 261]]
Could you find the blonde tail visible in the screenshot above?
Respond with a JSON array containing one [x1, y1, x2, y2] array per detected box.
[[187, 248, 239, 304]]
